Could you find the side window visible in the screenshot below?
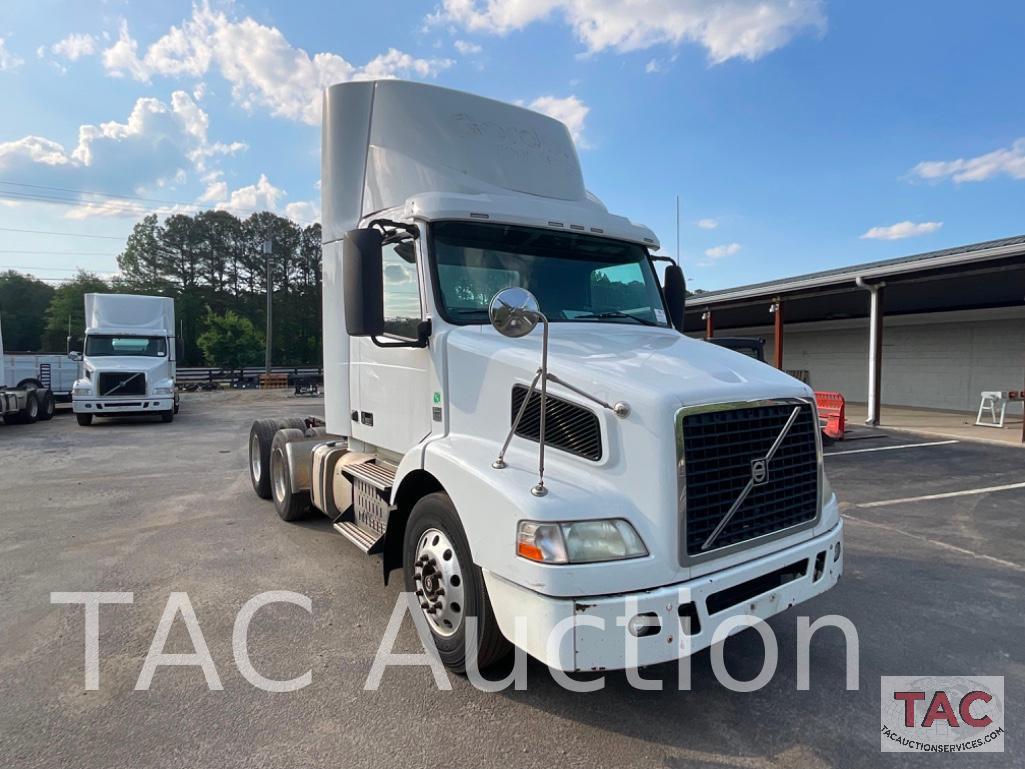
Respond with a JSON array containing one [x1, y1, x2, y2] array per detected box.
[[382, 239, 422, 338]]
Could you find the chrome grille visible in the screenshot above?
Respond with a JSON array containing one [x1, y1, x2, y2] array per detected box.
[[679, 401, 818, 560], [511, 385, 602, 461], [98, 372, 146, 396]]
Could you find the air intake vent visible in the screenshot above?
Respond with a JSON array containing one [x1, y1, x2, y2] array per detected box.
[[511, 385, 602, 461]]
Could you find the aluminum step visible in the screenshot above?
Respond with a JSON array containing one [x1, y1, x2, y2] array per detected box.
[[332, 520, 383, 554], [342, 459, 397, 492]]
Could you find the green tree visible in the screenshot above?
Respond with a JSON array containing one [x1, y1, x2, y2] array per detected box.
[[196, 310, 264, 369], [0, 271, 55, 351], [43, 271, 111, 351]]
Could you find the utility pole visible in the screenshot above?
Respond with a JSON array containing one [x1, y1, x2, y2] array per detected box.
[[263, 238, 273, 373]]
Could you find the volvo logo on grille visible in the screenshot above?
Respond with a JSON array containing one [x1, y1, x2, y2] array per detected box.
[[700, 404, 803, 552]]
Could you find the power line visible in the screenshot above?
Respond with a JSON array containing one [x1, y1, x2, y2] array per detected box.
[[0, 265, 96, 272], [0, 179, 307, 219], [0, 250, 119, 256], [0, 226, 126, 241]]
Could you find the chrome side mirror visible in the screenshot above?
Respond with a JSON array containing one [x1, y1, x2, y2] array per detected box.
[[489, 287, 541, 338], [67, 351, 82, 362]]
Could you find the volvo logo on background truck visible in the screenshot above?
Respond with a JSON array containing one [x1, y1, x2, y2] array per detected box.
[[245, 80, 843, 674]]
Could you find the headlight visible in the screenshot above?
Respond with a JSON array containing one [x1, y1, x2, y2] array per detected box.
[[153, 386, 173, 395], [517, 519, 647, 564], [72, 385, 92, 396], [821, 468, 834, 507]]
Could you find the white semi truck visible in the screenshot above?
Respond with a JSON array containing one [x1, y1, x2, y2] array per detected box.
[[71, 293, 179, 426], [0, 314, 57, 424], [248, 81, 843, 673]]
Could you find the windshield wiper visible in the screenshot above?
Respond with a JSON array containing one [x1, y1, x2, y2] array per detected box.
[[451, 308, 490, 317], [575, 311, 658, 326]]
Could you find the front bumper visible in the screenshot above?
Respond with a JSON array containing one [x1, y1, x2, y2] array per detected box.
[[483, 520, 843, 672], [72, 396, 174, 415]]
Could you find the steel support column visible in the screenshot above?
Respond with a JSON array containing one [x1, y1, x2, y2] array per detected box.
[[772, 300, 784, 370], [704, 310, 714, 339], [857, 277, 885, 426]]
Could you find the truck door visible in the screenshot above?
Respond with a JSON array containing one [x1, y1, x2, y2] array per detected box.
[[349, 236, 432, 453]]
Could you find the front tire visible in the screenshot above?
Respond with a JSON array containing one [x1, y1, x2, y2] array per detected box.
[[160, 410, 174, 423], [270, 428, 310, 521], [403, 492, 511, 673], [76, 413, 93, 426]]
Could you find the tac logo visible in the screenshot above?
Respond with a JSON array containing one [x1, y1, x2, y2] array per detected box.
[[880, 676, 1004, 753]]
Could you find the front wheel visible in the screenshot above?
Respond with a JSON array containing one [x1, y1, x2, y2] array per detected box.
[[76, 413, 93, 427], [403, 492, 511, 673], [160, 410, 174, 423]]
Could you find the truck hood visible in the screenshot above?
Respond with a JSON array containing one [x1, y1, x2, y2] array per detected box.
[[448, 324, 811, 411], [84, 356, 172, 376]]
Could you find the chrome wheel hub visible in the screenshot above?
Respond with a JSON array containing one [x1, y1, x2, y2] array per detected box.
[[271, 449, 287, 502], [250, 433, 261, 480], [414, 527, 465, 637]]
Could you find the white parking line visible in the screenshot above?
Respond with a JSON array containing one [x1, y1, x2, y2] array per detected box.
[[859, 481, 1025, 508], [824, 439, 958, 456]]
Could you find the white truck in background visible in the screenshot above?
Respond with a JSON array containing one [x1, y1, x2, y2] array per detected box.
[[3, 351, 78, 402], [248, 81, 843, 674], [71, 293, 180, 426], [0, 314, 56, 424]]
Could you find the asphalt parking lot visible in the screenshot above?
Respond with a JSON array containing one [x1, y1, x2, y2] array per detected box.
[[1, 392, 1022, 769]]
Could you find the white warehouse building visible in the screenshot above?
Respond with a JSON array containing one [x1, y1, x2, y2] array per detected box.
[[684, 235, 1025, 429]]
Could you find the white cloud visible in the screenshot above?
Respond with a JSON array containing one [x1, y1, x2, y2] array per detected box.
[[198, 174, 317, 222], [860, 221, 942, 241], [208, 174, 284, 214], [644, 58, 661, 74], [696, 217, 718, 229], [102, 5, 453, 125], [703, 242, 741, 260], [0, 37, 24, 71], [51, 33, 97, 61], [909, 138, 1025, 184], [285, 200, 319, 225], [528, 94, 589, 145], [431, 0, 825, 63], [0, 90, 244, 218], [454, 39, 483, 55]]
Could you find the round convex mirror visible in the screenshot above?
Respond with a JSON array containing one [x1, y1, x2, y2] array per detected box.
[[488, 287, 541, 338]]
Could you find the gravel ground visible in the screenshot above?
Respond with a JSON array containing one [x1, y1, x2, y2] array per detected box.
[[1, 391, 1022, 769]]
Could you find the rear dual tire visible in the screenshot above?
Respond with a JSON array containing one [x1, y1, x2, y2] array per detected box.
[[270, 428, 310, 521], [249, 417, 307, 500], [4, 391, 41, 425]]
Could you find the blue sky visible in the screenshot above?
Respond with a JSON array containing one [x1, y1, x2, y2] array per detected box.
[[0, 0, 1023, 291]]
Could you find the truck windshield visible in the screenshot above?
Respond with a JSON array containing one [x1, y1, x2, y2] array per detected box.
[[85, 335, 167, 357], [430, 221, 669, 327]]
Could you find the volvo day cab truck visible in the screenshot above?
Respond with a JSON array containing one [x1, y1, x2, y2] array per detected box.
[[248, 81, 843, 673], [71, 293, 179, 426], [0, 314, 56, 425]]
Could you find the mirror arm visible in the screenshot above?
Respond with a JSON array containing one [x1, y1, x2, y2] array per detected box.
[[368, 218, 420, 241]]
